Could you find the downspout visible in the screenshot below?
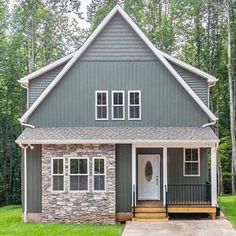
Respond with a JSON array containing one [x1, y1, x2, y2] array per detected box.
[[202, 120, 217, 128], [19, 121, 35, 129]]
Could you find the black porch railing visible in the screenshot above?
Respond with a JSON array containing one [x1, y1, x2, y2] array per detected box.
[[167, 183, 211, 205]]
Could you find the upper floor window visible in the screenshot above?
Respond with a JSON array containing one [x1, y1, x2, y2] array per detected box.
[[112, 91, 125, 120], [52, 157, 64, 191], [183, 148, 200, 177], [128, 91, 141, 120], [69, 158, 89, 191], [95, 91, 108, 120]]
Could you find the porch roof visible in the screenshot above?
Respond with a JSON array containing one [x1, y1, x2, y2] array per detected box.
[[16, 126, 219, 145]]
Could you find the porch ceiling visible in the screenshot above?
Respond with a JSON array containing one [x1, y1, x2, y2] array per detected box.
[[16, 126, 219, 145]]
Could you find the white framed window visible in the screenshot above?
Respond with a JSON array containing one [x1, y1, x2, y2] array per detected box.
[[128, 90, 141, 120], [112, 91, 125, 120], [95, 91, 108, 120], [69, 157, 89, 191], [183, 148, 200, 177], [52, 157, 65, 192], [93, 157, 106, 191]]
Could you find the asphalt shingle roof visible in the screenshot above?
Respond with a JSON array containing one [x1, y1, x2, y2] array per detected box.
[[16, 127, 218, 144]]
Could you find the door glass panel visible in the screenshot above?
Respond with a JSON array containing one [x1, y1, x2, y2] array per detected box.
[[145, 161, 153, 182]]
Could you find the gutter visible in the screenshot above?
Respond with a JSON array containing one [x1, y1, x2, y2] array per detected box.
[[19, 121, 35, 129], [202, 120, 217, 128]]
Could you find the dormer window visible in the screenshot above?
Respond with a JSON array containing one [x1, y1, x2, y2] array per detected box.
[[95, 91, 108, 120], [128, 91, 141, 120]]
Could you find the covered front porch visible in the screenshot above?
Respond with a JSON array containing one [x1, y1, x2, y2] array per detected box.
[[130, 142, 218, 221]]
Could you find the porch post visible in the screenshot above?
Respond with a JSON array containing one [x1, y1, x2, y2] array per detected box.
[[132, 144, 136, 206], [211, 144, 217, 206], [163, 146, 168, 206]]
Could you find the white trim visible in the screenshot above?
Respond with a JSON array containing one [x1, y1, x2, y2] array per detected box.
[[16, 140, 218, 146], [19, 5, 217, 123], [51, 157, 65, 192], [68, 157, 89, 192], [18, 53, 75, 85], [92, 157, 106, 192], [95, 90, 109, 120], [163, 147, 167, 206], [183, 148, 200, 177], [159, 50, 217, 83], [128, 90, 141, 120], [211, 144, 217, 206], [112, 90, 125, 120], [23, 148, 27, 223]]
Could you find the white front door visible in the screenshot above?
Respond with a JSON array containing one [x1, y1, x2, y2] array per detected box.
[[138, 154, 160, 200]]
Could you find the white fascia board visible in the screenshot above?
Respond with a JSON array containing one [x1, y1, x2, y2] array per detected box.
[[117, 6, 218, 122], [159, 50, 218, 83], [16, 139, 218, 146], [19, 4, 217, 123], [18, 52, 75, 85], [19, 5, 120, 123]]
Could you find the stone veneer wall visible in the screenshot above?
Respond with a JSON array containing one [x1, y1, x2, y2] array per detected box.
[[42, 144, 116, 224]]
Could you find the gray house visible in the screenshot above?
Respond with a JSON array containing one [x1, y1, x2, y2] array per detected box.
[[16, 5, 219, 224]]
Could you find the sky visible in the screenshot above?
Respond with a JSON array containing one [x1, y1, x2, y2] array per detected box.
[[79, 0, 92, 29]]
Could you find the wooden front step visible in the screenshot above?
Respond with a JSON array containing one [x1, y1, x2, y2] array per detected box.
[[133, 206, 168, 222], [132, 217, 168, 222], [135, 212, 166, 218], [134, 207, 166, 213]]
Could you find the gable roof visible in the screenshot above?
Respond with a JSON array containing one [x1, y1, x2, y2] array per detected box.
[[19, 5, 218, 123]]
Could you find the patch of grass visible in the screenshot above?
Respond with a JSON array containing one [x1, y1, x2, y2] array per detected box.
[[219, 195, 236, 229], [0, 205, 124, 236]]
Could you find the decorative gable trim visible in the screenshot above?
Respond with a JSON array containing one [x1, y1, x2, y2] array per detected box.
[[159, 51, 217, 84], [18, 52, 75, 86], [19, 5, 217, 123]]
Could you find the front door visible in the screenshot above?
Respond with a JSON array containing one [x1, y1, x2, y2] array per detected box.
[[138, 154, 160, 200]]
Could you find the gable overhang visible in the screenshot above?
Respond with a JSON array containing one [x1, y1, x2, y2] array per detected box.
[[19, 5, 218, 123], [159, 51, 218, 86], [18, 52, 76, 87]]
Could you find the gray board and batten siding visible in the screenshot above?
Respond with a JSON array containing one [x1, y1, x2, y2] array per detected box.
[[22, 145, 42, 213], [169, 62, 209, 106], [28, 60, 209, 127], [29, 64, 66, 106], [27, 12, 210, 127]]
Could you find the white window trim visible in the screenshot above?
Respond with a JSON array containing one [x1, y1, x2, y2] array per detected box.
[[92, 157, 106, 192], [68, 157, 89, 192], [183, 148, 200, 177], [128, 90, 141, 120], [95, 90, 108, 120], [112, 90, 125, 120], [51, 157, 65, 192]]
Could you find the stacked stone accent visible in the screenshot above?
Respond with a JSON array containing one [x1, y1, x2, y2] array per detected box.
[[41, 144, 116, 224]]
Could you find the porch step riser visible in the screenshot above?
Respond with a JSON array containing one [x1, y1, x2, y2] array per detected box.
[[134, 208, 166, 213], [132, 218, 168, 222], [134, 213, 167, 218]]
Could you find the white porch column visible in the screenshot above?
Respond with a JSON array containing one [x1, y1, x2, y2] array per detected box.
[[211, 144, 217, 206], [163, 146, 168, 206], [132, 144, 136, 206]]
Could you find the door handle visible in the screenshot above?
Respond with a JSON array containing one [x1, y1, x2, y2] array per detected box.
[[156, 176, 159, 185]]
